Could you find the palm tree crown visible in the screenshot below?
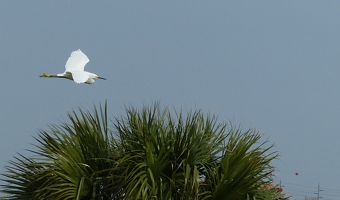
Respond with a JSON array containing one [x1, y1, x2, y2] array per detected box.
[[1, 102, 286, 199]]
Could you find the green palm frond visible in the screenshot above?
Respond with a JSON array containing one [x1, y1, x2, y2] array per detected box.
[[1, 102, 121, 199], [1, 102, 284, 200], [113, 104, 227, 199], [209, 128, 278, 200]]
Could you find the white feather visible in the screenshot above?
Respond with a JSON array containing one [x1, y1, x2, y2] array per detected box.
[[65, 49, 89, 72], [72, 71, 90, 83]]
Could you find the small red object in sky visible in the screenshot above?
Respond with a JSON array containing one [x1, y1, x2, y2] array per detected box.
[[295, 172, 299, 176]]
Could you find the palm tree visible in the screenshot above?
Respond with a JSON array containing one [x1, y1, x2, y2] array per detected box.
[[1, 102, 286, 199]]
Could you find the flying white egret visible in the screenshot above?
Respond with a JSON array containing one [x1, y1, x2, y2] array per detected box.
[[40, 49, 106, 84]]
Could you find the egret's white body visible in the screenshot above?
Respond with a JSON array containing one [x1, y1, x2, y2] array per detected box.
[[40, 49, 106, 84]]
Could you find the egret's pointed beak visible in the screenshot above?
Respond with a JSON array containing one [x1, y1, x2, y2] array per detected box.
[[98, 76, 107, 80]]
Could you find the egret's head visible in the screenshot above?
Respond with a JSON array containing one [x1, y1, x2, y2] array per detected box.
[[40, 73, 50, 78], [84, 73, 106, 84]]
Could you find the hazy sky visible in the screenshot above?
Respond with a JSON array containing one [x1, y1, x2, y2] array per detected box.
[[1, 1, 340, 199]]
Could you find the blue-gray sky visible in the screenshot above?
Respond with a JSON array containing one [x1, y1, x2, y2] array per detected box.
[[1, 1, 340, 199]]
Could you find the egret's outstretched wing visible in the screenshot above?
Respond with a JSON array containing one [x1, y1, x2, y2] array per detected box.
[[71, 71, 89, 83], [65, 49, 89, 72]]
